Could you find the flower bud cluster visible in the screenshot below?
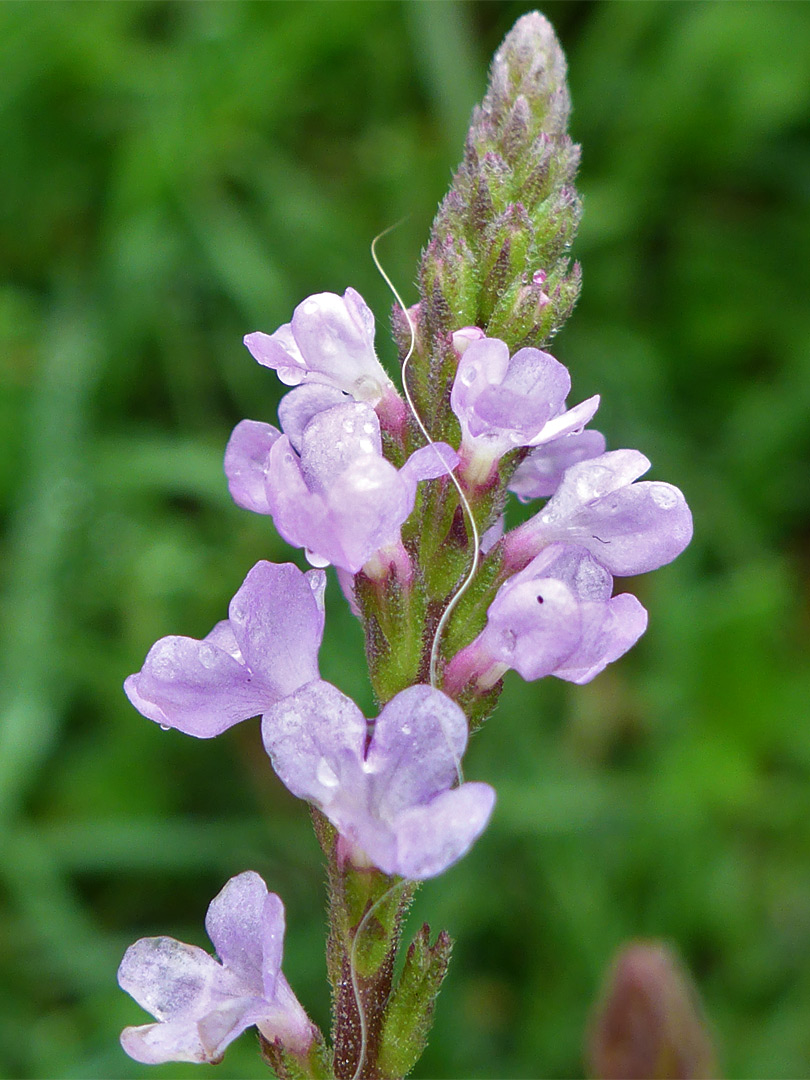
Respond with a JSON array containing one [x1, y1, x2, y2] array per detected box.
[[419, 13, 582, 353]]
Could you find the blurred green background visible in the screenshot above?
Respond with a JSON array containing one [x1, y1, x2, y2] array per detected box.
[[1, 1, 809, 1077]]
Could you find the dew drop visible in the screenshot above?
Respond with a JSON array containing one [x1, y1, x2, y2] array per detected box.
[[198, 644, 218, 669], [460, 364, 478, 386], [316, 757, 339, 788], [576, 465, 609, 501], [354, 375, 380, 402], [650, 483, 678, 509], [159, 724, 171, 732]]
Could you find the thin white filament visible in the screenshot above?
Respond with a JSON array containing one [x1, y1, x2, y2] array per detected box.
[[344, 230, 481, 1080], [348, 878, 409, 1080], [369, 228, 481, 699]]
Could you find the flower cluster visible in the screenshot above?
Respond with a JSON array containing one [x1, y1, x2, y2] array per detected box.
[[119, 286, 691, 1065], [118, 14, 693, 1075]]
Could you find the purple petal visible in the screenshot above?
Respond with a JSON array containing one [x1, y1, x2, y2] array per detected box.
[[487, 575, 582, 681], [258, 974, 317, 1055], [509, 429, 607, 500], [261, 680, 367, 808], [120, 1019, 213, 1064], [204, 872, 282, 999], [538, 544, 613, 603], [290, 290, 391, 402], [343, 285, 376, 339], [480, 516, 505, 554], [392, 782, 496, 879], [452, 337, 510, 436], [327, 456, 411, 566], [118, 933, 266, 1064], [227, 561, 324, 697], [203, 620, 242, 659], [528, 393, 601, 447], [244, 327, 306, 385], [474, 347, 569, 434], [123, 635, 272, 738], [266, 431, 411, 572], [566, 480, 693, 575], [542, 449, 651, 525], [451, 337, 580, 457], [264, 435, 321, 548], [365, 686, 469, 820], [224, 419, 280, 514], [399, 441, 459, 489], [118, 937, 225, 1023], [278, 384, 349, 452], [554, 593, 648, 684], [298, 402, 383, 494]]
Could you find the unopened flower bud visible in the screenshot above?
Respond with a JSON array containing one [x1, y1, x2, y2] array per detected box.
[[588, 941, 717, 1080], [418, 10, 582, 404]]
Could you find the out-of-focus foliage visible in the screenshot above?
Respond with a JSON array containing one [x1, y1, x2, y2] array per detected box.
[[1, 2, 809, 1077]]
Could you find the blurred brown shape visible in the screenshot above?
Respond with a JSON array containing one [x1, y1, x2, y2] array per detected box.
[[587, 941, 719, 1080]]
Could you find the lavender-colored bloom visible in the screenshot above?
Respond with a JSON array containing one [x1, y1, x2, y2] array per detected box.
[[225, 401, 458, 575], [244, 288, 398, 407], [444, 544, 647, 692], [505, 449, 693, 576], [509, 428, 607, 501], [262, 682, 495, 880], [124, 561, 325, 738], [449, 332, 599, 484], [118, 871, 315, 1064]]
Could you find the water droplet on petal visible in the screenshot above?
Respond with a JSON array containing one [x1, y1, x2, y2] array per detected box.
[[576, 465, 610, 501], [342, 418, 355, 434], [500, 629, 517, 656], [316, 757, 339, 788], [460, 364, 478, 387], [198, 644, 218, 669], [650, 483, 678, 509], [159, 724, 170, 732], [401, 723, 411, 736], [354, 375, 381, 402]]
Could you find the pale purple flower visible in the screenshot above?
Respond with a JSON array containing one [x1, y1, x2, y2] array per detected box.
[[444, 544, 647, 693], [262, 682, 495, 880], [244, 288, 398, 408], [504, 449, 693, 576], [225, 401, 458, 575], [449, 331, 600, 485], [118, 871, 315, 1065], [509, 428, 607, 501], [124, 561, 325, 738]]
